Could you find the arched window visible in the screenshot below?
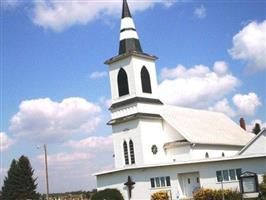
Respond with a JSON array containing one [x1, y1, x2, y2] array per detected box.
[[141, 66, 152, 93], [205, 152, 209, 158], [129, 140, 135, 164], [123, 141, 129, 165], [117, 68, 129, 97]]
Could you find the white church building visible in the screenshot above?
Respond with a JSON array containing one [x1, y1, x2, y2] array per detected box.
[[95, 1, 266, 199]]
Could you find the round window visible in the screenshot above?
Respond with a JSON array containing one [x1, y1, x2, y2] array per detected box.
[[151, 145, 158, 155]]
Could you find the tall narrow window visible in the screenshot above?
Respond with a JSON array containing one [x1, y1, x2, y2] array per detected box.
[[118, 68, 129, 97], [129, 140, 135, 164], [166, 176, 171, 186], [236, 168, 242, 180], [150, 178, 155, 188], [205, 152, 209, 158], [141, 66, 152, 93], [123, 141, 129, 165]]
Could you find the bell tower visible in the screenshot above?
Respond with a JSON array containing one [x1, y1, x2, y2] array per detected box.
[[106, 0, 165, 169], [105, 0, 163, 122]]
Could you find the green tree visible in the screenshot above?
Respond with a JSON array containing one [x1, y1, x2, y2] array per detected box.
[[1, 156, 38, 200], [2, 159, 20, 200], [17, 156, 38, 199], [253, 123, 261, 135]]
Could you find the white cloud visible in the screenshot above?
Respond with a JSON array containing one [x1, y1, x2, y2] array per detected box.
[[232, 92, 261, 116], [105, 99, 112, 108], [1, 0, 21, 8], [194, 5, 206, 19], [35, 149, 113, 192], [32, 0, 175, 32], [161, 64, 210, 80], [158, 62, 239, 108], [99, 96, 112, 109], [64, 136, 113, 151], [0, 132, 15, 151], [213, 61, 228, 75], [9, 97, 101, 142], [246, 119, 266, 132], [38, 152, 92, 166], [208, 98, 236, 117], [229, 20, 266, 72], [89, 71, 108, 79]]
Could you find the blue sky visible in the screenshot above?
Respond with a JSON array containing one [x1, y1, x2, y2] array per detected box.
[[1, 0, 265, 193]]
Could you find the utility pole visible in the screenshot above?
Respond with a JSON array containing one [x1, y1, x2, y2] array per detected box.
[[221, 179, 225, 200], [44, 144, 50, 200]]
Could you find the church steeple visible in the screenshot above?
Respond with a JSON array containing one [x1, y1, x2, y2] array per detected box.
[[105, 0, 162, 116], [119, 0, 143, 55], [122, 0, 132, 18]]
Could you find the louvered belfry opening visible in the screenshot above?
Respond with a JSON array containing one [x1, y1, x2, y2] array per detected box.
[[118, 68, 129, 97], [141, 66, 152, 93]]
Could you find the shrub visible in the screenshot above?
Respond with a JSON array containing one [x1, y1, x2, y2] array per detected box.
[[91, 188, 124, 200], [193, 188, 242, 200], [259, 173, 266, 199], [151, 191, 169, 200]]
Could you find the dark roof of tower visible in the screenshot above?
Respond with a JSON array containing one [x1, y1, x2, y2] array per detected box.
[[119, 0, 143, 55], [122, 0, 132, 18], [105, 0, 158, 64]]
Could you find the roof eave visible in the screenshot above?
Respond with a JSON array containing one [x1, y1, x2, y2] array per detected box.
[[104, 51, 158, 65], [94, 153, 266, 176], [238, 128, 266, 155]]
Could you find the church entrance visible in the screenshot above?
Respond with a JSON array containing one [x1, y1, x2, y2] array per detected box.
[[180, 172, 200, 198]]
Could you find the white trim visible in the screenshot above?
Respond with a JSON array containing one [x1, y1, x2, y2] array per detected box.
[[94, 153, 266, 176], [121, 17, 136, 30], [238, 128, 266, 155], [120, 30, 139, 40]]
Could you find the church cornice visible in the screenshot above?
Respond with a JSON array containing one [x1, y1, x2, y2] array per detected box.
[[104, 51, 158, 65], [107, 112, 162, 125], [109, 96, 163, 110], [94, 154, 266, 176]]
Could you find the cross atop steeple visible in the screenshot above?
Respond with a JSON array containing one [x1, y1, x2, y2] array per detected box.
[[119, 0, 143, 55]]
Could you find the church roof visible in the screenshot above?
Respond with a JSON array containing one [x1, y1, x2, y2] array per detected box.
[[161, 105, 255, 147], [238, 128, 266, 155]]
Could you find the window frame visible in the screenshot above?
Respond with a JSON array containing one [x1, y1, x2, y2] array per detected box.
[[166, 176, 171, 187], [216, 168, 242, 183], [150, 178, 155, 188], [123, 141, 129, 165], [229, 169, 236, 181], [150, 176, 171, 189], [129, 140, 135, 164], [155, 177, 160, 187]]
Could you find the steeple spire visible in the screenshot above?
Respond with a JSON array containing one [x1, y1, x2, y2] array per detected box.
[[122, 0, 132, 18], [119, 0, 143, 55]]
